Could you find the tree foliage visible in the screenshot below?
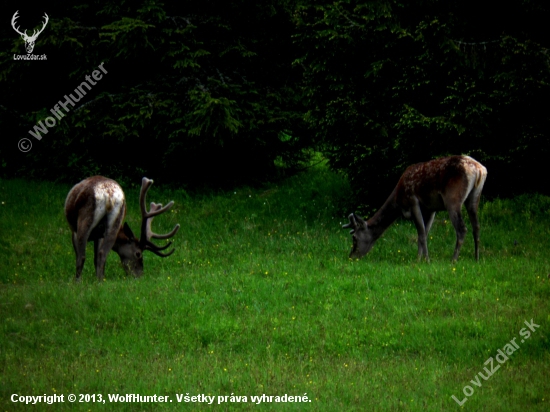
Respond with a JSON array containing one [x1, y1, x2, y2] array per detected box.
[[1, 0, 549, 200], [0, 1, 310, 187], [294, 0, 550, 207]]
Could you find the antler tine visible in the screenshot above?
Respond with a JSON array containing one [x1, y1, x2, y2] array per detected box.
[[144, 239, 174, 252], [139, 178, 175, 218], [139, 178, 180, 252], [152, 224, 180, 239], [146, 246, 176, 258], [145, 202, 180, 239], [139, 177, 154, 216], [147, 200, 175, 218], [11, 11, 26, 37], [139, 177, 154, 246], [31, 13, 49, 39], [143, 232, 176, 257]]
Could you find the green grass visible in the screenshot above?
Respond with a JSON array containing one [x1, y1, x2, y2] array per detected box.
[[1, 167, 549, 411]]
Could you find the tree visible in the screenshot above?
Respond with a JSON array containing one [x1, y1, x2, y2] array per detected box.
[[0, 1, 311, 187], [294, 0, 550, 207]]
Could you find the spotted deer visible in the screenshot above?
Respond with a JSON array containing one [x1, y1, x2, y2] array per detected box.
[[343, 156, 487, 262], [64, 176, 180, 280]]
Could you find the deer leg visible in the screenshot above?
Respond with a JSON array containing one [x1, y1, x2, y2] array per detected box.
[[465, 193, 482, 261], [95, 212, 125, 281], [421, 207, 436, 235], [93, 239, 101, 272], [73, 217, 95, 281], [71, 232, 86, 282], [448, 207, 467, 262], [411, 199, 429, 261], [95, 236, 114, 281]]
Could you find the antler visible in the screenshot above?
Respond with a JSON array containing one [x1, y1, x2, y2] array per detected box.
[[11, 11, 48, 40], [28, 13, 49, 41], [342, 213, 358, 234], [11, 11, 26, 37], [139, 177, 180, 257]]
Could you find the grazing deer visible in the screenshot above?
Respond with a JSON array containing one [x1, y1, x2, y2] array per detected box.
[[65, 176, 180, 280], [343, 155, 487, 262]]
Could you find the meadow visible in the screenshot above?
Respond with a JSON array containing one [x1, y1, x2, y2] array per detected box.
[[0, 166, 549, 411]]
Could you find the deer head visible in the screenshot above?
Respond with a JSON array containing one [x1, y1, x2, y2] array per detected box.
[[111, 222, 144, 277], [11, 11, 49, 54], [342, 213, 375, 259]]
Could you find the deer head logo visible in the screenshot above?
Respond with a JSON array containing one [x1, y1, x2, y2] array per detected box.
[[11, 11, 49, 54]]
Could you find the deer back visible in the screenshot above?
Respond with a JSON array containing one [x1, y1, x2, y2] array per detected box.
[[65, 176, 126, 238], [395, 155, 486, 211]]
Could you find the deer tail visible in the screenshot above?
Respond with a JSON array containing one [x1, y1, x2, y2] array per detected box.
[[474, 165, 487, 188]]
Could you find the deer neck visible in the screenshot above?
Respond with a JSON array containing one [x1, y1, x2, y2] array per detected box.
[[367, 189, 401, 240], [112, 229, 127, 252]]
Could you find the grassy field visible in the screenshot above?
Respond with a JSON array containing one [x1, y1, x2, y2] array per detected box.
[[1, 166, 549, 411]]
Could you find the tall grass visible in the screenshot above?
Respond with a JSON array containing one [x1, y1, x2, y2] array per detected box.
[[0, 167, 549, 411]]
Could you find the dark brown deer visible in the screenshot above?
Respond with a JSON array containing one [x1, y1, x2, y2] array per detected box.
[[65, 176, 180, 280], [343, 156, 487, 262]]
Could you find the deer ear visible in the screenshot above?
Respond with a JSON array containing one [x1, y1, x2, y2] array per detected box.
[[352, 214, 369, 232], [122, 222, 136, 241], [354, 214, 368, 228]]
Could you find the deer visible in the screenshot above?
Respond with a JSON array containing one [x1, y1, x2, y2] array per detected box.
[[342, 155, 487, 262], [64, 176, 180, 281], [11, 11, 49, 54]]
